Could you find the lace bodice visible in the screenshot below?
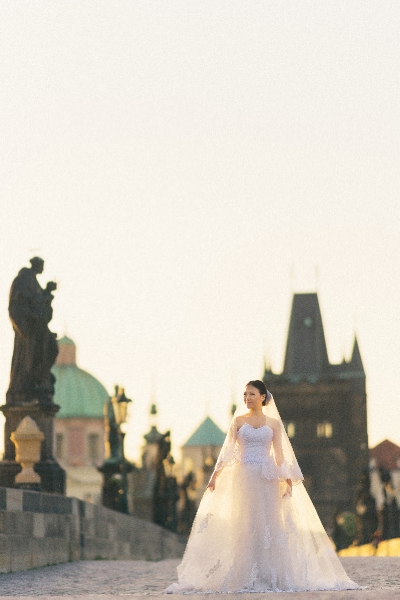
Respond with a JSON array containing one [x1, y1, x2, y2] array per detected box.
[[237, 423, 290, 480], [237, 423, 273, 465], [214, 410, 303, 483]]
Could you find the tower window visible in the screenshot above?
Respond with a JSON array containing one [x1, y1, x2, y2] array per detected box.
[[317, 422, 333, 438], [88, 433, 100, 464], [55, 433, 64, 459], [284, 422, 296, 438], [69, 428, 84, 465]]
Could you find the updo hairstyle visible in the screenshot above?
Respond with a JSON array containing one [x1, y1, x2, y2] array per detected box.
[[246, 380, 272, 406]]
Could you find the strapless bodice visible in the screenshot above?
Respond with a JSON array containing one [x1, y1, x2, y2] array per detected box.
[[237, 423, 274, 466]]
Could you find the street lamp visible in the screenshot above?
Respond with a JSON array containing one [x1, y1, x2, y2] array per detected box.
[[111, 386, 132, 513], [111, 386, 131, 427]]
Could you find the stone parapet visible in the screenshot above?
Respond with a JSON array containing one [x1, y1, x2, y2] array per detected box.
[[0, 487, 186, 573]]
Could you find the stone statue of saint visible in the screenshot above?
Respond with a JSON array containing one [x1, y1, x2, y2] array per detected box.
[[7, 257, 59, 405]]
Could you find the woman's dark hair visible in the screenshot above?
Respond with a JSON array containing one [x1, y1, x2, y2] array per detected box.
[[246, 380, 271, 406]]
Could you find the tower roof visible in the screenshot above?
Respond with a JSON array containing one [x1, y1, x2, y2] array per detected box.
[[370, 439, 400, 471], [183, 417, 226, 447], [283, 293, 330, 378], [143, 425, 164, 444], [52, 337, 109, 418], [349, 336, 365, 374]]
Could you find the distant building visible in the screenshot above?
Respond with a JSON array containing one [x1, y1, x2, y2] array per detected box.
[[369, 439, 400, 541], [52, 336, 109, 503], [370, 440, 400, 472], [181, 416, 226, 500], [263, 292, 369, 530], [369, 438, 400, 512]]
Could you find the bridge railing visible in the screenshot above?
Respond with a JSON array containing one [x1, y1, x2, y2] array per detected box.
[[0, 487, 186, 573]]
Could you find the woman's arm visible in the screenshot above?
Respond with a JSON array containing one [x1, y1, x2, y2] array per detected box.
[[207, 414, 239, 491], [207, 468, 223, 491], [271, 419, 284, 466], [272, 420, 292, 494]]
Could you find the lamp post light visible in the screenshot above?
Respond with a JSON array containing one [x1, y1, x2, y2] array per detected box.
[[111, 387, 132, 513]]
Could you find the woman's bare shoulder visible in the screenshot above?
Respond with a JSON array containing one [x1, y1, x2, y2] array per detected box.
[[265, 416, 280, 430], [236, 413, 250, 424]]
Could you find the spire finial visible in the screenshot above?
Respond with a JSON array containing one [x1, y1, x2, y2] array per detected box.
[[349, 334, 365, 373], [314, 265, 320, 291], [290, 264, 295, 293], [150, 373, 157, 404], [204, 396, 210, 417]]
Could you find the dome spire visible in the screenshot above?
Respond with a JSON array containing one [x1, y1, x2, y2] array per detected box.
[[56, 336, 76, 365]]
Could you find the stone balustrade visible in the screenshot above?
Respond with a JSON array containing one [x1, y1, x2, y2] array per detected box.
[[0, 487, 186, 573]]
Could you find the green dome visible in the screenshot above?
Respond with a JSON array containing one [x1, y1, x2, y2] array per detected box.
[[51, 336, 109, 418], [58, 335, 75, 345]]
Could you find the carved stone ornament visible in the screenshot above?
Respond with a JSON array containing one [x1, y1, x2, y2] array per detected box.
[[10, 416, 45, 485]]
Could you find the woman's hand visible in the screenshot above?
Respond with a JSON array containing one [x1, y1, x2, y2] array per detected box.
[[207, 474, 217, 491]]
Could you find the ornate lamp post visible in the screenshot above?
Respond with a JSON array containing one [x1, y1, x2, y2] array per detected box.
[[111, 388, 131, 429], [111, 387, 132, 513]]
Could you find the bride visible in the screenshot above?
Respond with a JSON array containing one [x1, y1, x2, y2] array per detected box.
[[165, 380, 359, 593]]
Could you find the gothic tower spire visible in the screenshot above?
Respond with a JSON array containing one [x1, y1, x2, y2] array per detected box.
[[283, 293, 329, 378]]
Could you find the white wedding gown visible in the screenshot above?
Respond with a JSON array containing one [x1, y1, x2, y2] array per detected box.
[[166, 423, 358, 593]]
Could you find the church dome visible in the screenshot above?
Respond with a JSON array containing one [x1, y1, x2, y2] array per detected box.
[[52, 336, 109, 419]]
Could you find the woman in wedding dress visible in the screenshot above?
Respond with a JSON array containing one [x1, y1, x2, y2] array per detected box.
[[166, 380, 359, 594]]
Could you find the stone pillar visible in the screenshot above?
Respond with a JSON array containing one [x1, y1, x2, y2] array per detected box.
[[0, 402, 66, 494]]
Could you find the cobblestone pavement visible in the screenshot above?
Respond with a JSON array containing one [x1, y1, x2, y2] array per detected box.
[[0, 558, 399, 599]]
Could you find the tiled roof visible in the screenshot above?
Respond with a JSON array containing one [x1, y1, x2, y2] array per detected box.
[[370, 439, 400, 471], [283, 293, 330, 377], [183, 417, 225, 447]]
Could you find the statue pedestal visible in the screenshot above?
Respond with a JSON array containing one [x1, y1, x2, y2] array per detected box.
[[0, 402, 66, 494], [98, 459, 134, 513]]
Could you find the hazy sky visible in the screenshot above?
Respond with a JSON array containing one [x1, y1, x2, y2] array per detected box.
[[0, 1, 399, 461]]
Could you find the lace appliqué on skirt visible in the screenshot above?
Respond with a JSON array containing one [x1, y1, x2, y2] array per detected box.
[[197, 513, 213, 533], [263, 525, 271, 550]]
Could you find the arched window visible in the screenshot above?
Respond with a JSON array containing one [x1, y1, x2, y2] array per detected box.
[[316, 422, 333, 438], [283, 421, 296, 438], [88, 433, 100, 464]]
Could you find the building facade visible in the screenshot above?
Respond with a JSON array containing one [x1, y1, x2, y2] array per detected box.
[[52, 336, 109, 503], [263, 293, 369, 529]]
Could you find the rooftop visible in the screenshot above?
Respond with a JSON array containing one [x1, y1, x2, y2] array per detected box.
[[52, 336, 109, 419], [183, 416, 225, 447]]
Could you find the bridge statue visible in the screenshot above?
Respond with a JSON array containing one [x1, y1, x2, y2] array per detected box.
[[0, 258, 65, 493], [7, 257, 59, 405]]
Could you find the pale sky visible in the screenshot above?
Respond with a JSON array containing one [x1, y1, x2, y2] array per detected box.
[[0, 1, 399, 462]]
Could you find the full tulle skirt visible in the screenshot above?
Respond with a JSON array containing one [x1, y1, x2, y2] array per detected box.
[[165, 463, 359, 593]]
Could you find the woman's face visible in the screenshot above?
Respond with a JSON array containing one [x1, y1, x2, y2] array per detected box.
[[243, 385, 265, 409]]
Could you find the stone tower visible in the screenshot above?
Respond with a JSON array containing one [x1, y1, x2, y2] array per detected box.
[[263, 292, 368, 530]]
